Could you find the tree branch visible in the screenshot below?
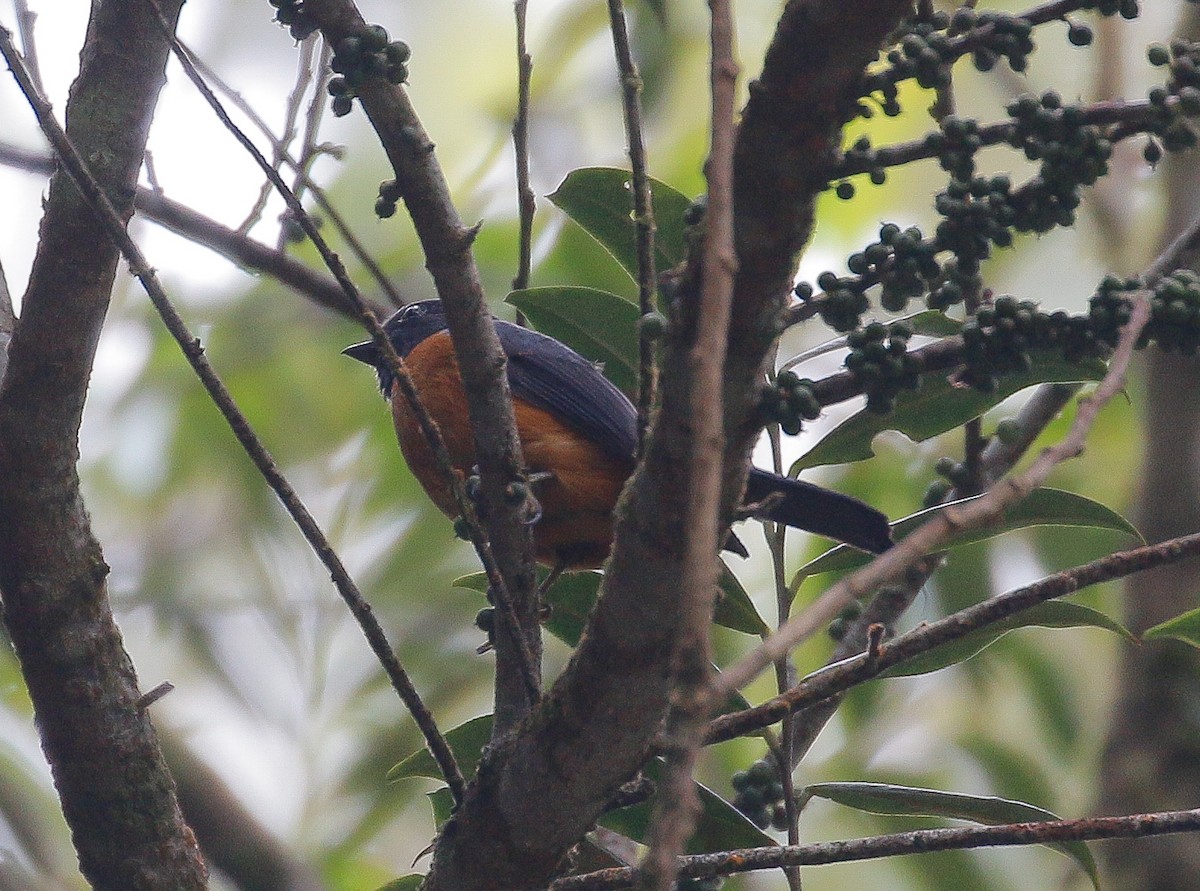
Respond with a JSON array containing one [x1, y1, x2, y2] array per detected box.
[[606, 0, 658, 451], [407, 2, 917, 888], [302, 0, 542, 736], [0, 140, 392, 320], [551, 807, 1200, 889], [0, 4, 207, 887]]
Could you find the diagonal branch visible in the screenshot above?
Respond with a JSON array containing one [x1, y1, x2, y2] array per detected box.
[[715, 286, 1153, 697]]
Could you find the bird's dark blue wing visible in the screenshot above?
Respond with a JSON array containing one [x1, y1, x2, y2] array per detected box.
[[494, 321, 638, 463]]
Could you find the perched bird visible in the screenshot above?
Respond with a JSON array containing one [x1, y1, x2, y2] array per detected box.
[[344, 299, 891, 570]]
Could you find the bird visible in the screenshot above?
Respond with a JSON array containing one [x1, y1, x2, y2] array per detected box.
[[343, 299, 892, 572]]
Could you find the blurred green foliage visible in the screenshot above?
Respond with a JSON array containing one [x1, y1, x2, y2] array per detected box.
[[0, 1, 1182, 889]]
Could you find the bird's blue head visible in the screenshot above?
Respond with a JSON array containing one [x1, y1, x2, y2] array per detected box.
[[342, 300, 450, 395]]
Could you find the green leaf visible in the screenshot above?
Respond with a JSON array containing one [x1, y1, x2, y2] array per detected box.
[[388, 714, 492, 783], [396, 721, 767, 853], [547, 167, 693, 281], [877, 600, 1135, 679], [601, 758, 774, 854], [803, 782, 1099, 889], [1144, 607, 1200, 648], [792, 354, 1105, 471], [427, 787, 455, 830], [903, 310, 965, 337], [793, 488, 1141, 582], [375, 876, 424, 891], [782, 311, 965, 370], [506, 287, 639, 392], [716, 562, 769, 635], [453, 562, 765, 643], [452, 570, 598, 647]]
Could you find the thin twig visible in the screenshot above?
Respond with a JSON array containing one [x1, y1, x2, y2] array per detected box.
[[606, 0, 657, 454], [12, 0, 42, 96], [551, 807, 1200, 889], [177, 36, 406, 306], [141, 0, 542, 710], [300, 1, 544, 736], [512, 0, 535, 295], [240, 34, 316, 234], [292, 37, 333, 206], [764, 416, 802, 890], [634, 1, 738, 887]]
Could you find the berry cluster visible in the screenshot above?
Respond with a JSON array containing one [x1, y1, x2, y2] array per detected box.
[[950, 9, 1035, 74], [869, 224, 941, 312], [926, 115, 983, 180], [328, 26, 411, 117], [933, 174, 1015, 271], [1082, 0, 1141, 19], [959, 296, 1053, 392], [269, 0, 317, 41], [1004, 92, 1112, 234], [1140, 269, 1200, 354], [845, 321, 922, 414], [885, 10, 956, 92], [375, 179, 402, 219], [732, 759, 788, 830], [827, 599, 864, 641], [955, 291, 1128, 392], [798, 275, 867, 333], [1145, 41, 1200, 163], [760, 370, 821, 436], [1085, 275, 1139, 349], [928, 257, 985, 311]]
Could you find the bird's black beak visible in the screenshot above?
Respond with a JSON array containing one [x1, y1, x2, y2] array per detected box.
[[342, 341, 379, 365]]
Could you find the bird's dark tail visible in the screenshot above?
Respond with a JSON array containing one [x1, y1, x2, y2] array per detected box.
[[745, 467, 892, 554]]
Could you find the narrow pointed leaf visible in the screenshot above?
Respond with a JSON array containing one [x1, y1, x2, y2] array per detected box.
[[792, 355, 1105, 471], [877, 600, 1134, 679], [793, 488, 1141, 583], [388, 714, 492, 783], [1144, 607, 1200, 649], [717, 562, 770, 635], [427, 787, 455, 830], [803, 782, 1099, 889]]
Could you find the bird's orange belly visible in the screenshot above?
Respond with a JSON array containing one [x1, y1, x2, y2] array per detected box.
[[390, 333, 632, 569]]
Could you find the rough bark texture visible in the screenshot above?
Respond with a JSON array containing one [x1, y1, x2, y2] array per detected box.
[[0, 1, 206, 888]]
